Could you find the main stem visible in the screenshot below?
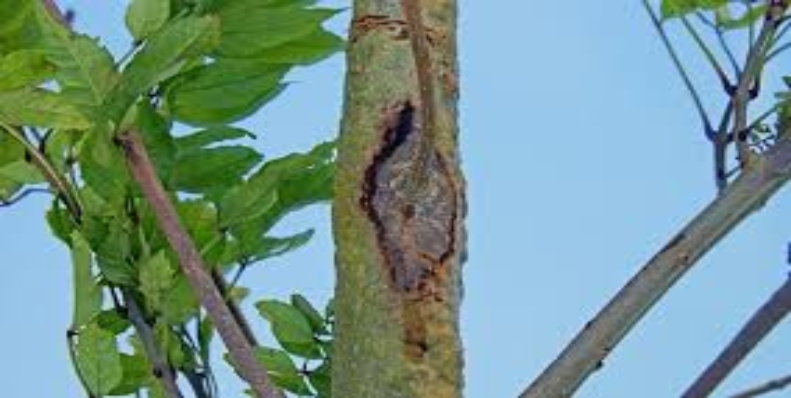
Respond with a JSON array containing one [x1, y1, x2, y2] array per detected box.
[[117, 130, 282, 398]]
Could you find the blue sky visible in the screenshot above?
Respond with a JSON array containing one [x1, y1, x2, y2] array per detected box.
[[2, 1, 791, 397]]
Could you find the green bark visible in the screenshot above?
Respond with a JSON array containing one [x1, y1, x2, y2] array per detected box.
[[332, 0, 465, 397]]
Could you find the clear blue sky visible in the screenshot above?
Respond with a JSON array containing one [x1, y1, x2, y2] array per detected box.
[[2, 1, 791, 397]]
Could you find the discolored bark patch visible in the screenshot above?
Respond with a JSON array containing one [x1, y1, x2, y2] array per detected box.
[[359, 101, 460, 358]]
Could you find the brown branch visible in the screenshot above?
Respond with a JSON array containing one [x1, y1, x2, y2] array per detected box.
[[519, 137, 791, 398], [729, 373, 791, 398], [123, 289, 184, 398], [116, 130, 282, 398], [681, 279, 791, 398]]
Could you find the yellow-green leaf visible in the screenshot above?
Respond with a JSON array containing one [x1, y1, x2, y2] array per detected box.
[[0, 88, 91, 129], [125, 0, 171, 42], [166, 60, 288, 125], [75, 323, 124, 396], [70, 231, 103, 328], [0, 49, 55, 90]]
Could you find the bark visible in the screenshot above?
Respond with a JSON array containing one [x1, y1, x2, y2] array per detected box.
[[332, 0, 465, 397]]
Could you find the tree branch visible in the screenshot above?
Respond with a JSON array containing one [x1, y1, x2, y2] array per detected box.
[[519, 137, 791, 398], [123, 289, 184, 398], [681, 278, 791, 397], [729, 373, 791, 398], [116, 130, 282, 398], [731, 2, 787, 166]]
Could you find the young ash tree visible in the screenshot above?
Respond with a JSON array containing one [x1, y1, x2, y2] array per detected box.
[[5, 0, 791, 398]]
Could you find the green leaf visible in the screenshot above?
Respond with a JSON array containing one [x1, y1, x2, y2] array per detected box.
[[177, 199, 220, 249], [224, 229, 314, 265], [291, 294, 325, 335], [255, 347, 312, 395], [716, 4, 768, 30], [95, 309, 132, 335], [125, 0, 171, 42], [0, 50, 55, 90], [83, 215, 135, 285], [35, 6, 118, 121], [161, 275, 199, 325], [0, 131, 43, 200], [256, 299, 321, 358], [219, 141, 333, 231], [165, 60, 288, 125], [216, 1, 339, 58], [0, 0, 41, 55], [661, 0, 727, 19], [109, 354, 150, 396], [70, 231, 103, 328], [154, 321, 196, 369], [139, 251, 175, 311], [75, 323, 124, 396], [170, 146, 262, 193], [218, 180, 279, 230], [78, 125, 130, 204], [258, 28, 343, 65], [308, 361, 331, 397], [107, 15, 220, 122], [0, 88, 91, 129], [46, 204, 75, 243], [174, 126, 253, 152]]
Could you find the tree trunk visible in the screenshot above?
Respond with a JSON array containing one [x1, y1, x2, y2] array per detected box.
[[332, 0, 465, 397]]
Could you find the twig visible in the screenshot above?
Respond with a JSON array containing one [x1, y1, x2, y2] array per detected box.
[[694, 11, 742, 76], [680, 15, 732, 91], [211, 268, 259, 346], [643, 0, 715, 138], [729, 373, 791, 398], [116, 130, 282, 398], [0, 123, 82, 219], [519, 137, 791, 398], [731, 2, 787, 167], [0, 187, 52, 207], [715, 103, 735, 191], [681, 277, 791, 398], [123, 290, 184, 398]]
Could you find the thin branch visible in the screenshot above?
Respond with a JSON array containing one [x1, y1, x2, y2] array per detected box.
[[681, 15, 733, 90], [682, 278, 791, 397], [211, 268, 259, 346], [177, 328, 214, 398], [519, 137, 791, 398], [123, 290, 184, 398], [729, 373, 791, 398], [731, 2, 787, 167], [765, 40, 791, 61], [0, 123, 82, 219], [643, 0, 715, 137], [0, 187, 52, 207], [715, 103, 735, 191], [116, 130, 282, 398]]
